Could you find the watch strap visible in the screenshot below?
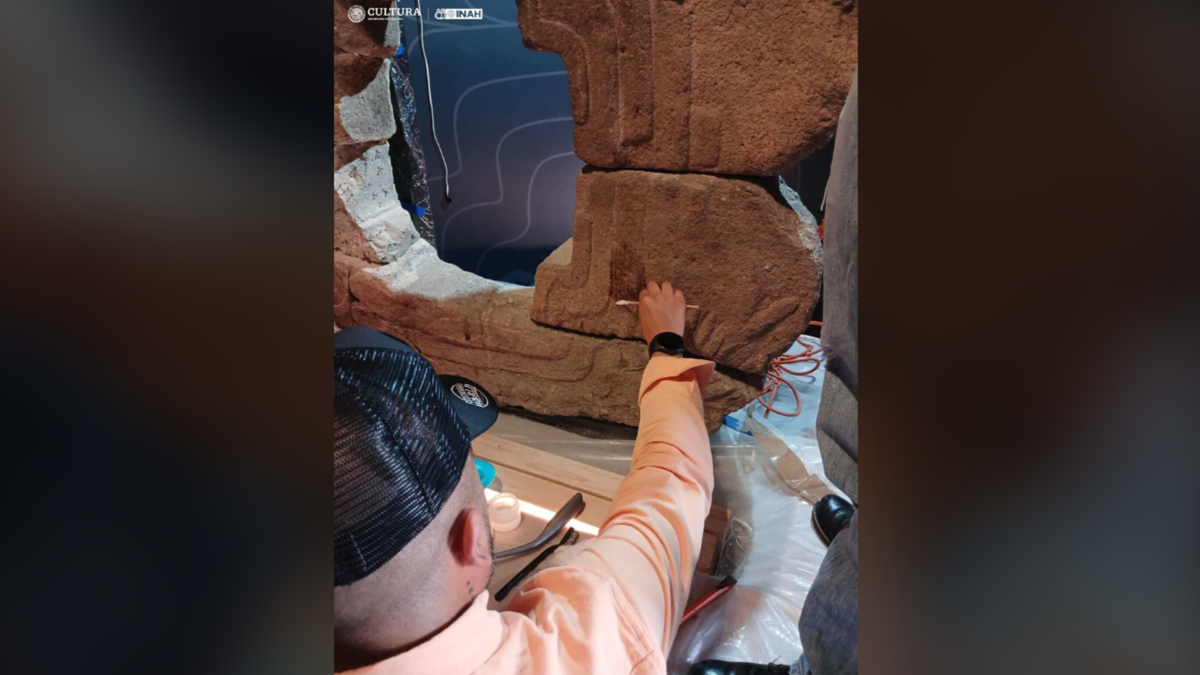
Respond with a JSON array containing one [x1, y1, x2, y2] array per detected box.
[[648, 332, 687, 359]]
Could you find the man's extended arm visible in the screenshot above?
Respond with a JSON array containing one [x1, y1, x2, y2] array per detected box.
[[565, 282, 715, 652]]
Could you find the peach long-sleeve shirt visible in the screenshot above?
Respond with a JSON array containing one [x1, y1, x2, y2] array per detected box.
[[351, 355, 716, 674]]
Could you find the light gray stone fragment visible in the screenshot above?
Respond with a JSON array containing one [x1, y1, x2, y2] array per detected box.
[[366, 239, 520, 298], [334, 142, 418, 262], [334, 54, 395, 145]]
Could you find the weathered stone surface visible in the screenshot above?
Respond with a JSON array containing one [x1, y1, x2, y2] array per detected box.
[[344, 240, 763, 431], [530, 169, 821, 374], [334, 141, 419, 262], [334, 252, 377, 327], [334, 53, 396, 145], [334, 1, 401, 59], [515, 0, 858, 175]]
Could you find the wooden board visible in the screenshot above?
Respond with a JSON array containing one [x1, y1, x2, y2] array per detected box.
[[474, 433, 624, 503], [478, 434, 731, 607], [489, 463, 612, 529]]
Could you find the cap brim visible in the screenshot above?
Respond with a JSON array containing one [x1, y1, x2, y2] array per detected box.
[[438, 374, 498, 439], [336, 327, 497, 439], [334, 325, 419, 354]]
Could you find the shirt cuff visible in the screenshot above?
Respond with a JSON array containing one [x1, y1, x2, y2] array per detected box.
[[637, 356, 715, 405]]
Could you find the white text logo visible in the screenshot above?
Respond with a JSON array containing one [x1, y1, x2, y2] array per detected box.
[[435, 8, 484, 21], [451, 383, 489, 408], [350, 6, 422, 22]]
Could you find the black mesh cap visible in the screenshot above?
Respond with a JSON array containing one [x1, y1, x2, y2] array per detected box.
[[333, 329, 494, 586]]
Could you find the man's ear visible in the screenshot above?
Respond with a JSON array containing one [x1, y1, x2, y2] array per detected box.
[[450, 507, 491, 567]]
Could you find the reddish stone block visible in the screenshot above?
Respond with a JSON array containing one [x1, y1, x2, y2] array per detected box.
[[530, 168, 822, 374], [515, 0, 858, 175], [345, 241, 763, 431]]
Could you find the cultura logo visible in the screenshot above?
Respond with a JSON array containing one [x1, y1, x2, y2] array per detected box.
[[348, 5, 422, 22]]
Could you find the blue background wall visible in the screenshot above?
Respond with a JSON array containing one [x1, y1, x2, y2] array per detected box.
[[402, 1, 584, 285]]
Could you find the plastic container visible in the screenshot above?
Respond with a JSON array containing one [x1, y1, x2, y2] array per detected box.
[[487, 492, 522, 533], [475, 458, 496, 489]]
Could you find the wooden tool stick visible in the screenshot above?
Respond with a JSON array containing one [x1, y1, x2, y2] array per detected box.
[[615, 300, 700, 309]]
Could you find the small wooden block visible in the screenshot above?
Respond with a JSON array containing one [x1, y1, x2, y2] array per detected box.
[[704, 503, 731, 537], [696, 533, 719, 575], [696, 503, 731, 575]]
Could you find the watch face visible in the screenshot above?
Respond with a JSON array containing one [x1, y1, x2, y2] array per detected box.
[[655, 332, 684, 352]]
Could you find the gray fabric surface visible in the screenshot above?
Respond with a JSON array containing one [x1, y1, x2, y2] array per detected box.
[[796, 68, 859, 675], [815, 69, 859, 507], [794, 514, 858, 675]]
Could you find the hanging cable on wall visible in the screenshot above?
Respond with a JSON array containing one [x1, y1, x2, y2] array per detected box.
[[414, 0, 452, 204]]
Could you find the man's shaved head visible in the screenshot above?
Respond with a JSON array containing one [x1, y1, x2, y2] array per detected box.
[[333, 328, 500, 671], [333, 452, 493, 670]]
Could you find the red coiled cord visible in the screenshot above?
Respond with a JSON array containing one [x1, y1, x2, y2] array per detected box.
[[757, 322, 823, 418]]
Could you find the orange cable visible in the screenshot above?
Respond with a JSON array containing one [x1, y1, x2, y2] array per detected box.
[[757, 321, 823, 418]]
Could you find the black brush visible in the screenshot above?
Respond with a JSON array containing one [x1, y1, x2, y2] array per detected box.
[[494, 528, 579, 602], [494, 493, 585, 560]]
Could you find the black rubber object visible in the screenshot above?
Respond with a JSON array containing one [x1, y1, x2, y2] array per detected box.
[[811, 494, 855, 546], [688, 660, 791, 675]]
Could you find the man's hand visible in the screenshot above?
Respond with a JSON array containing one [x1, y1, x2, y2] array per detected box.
[[638, 281, 686, 344]]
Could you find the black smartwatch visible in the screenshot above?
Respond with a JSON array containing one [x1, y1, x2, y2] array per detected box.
[[648, 332, 687, 359]]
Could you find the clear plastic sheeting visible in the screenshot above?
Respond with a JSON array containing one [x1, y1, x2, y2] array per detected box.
[[670, 586, 809, 672], [484, 334, 837, 669], [751, 335, 828, 469], [745, 335, 850, 505], [658, 427, 828, 672], [713, 517, 753, 580]]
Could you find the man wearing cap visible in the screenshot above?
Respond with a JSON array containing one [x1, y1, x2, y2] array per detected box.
[[335, 281, 715, 674]]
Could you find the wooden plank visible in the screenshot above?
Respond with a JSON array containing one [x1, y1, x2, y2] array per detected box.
[[474, 433, 625, 503], [478, 434, 734, 575], [704, 504, 731, 537], [697, 505, 730, 575], [696, 532, 720, 575], [490, 463, 612, 529]]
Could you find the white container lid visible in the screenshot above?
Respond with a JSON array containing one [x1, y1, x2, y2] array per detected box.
[[488, 492, 522, 533]]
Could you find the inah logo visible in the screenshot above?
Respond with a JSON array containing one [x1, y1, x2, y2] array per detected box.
[[451, 383, 489, 408], [347, 5, 365, 23], [435, 8, 484, 21]]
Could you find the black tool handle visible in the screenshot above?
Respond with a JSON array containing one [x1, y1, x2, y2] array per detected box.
[[494, 544, 559, 602]]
